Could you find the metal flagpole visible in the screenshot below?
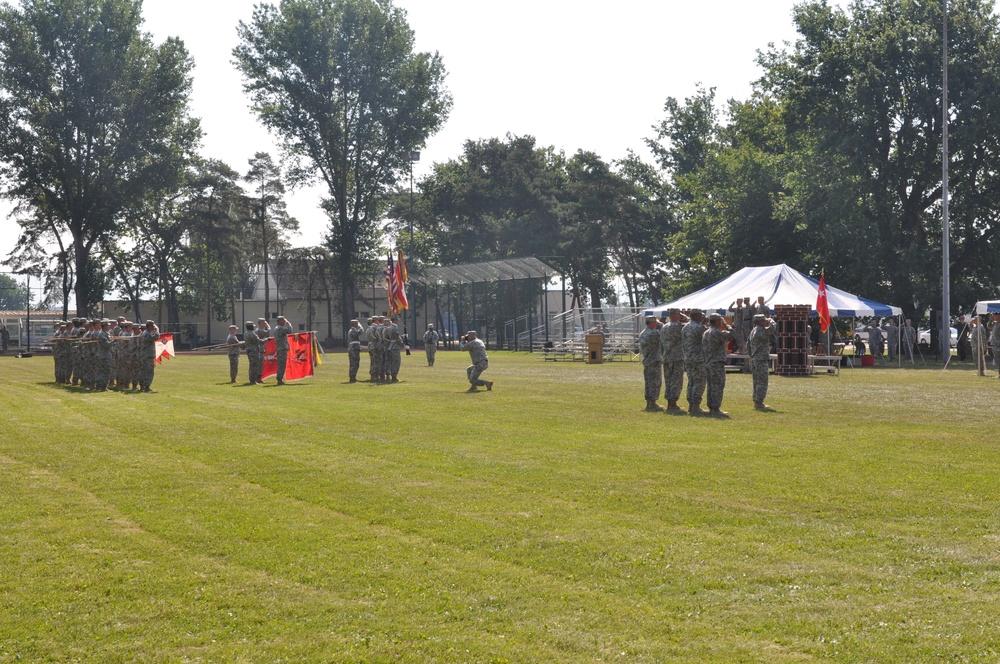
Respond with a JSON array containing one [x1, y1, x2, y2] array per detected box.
[[941, 0, 951, 361]]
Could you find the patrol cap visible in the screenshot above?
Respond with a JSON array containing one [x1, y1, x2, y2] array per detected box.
[[466, 330, 477, 336], [754, 314, 767, 322], [229, 324, 238, 329], [145, 320, 155, 326], [277, 315, 286, 321], [350, 319, 359, 324], [708, 313, 723, 323], [246, 321, 255, 327], [667, 308, 680, 315], [689, 308, 703, 316], [644, 316, 657, 324], [117, 316, 125, 322], [258, 317, 267, 323], [427, 323, 434, 328]]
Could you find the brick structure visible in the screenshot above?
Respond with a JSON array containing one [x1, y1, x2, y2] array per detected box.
[[774, 304, 811, 376]]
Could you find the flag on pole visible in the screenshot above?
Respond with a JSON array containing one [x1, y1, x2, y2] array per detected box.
[[816, 270, 831, 333], [261, 331, 315, 382], [397, 249, 408, 283], [155, 332, 175, 364], [386, 251, 409, 314]]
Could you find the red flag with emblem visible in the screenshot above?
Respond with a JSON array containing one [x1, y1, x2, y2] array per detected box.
[[155, 332, 174, 364], [816, 270, 831, 333], [261, 331, 315, 381]]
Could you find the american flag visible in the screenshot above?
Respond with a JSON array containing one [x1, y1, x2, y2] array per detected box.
[[386, 251, 409, 314]]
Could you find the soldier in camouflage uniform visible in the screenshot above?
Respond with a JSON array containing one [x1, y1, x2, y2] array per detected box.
[[728, 299, 746, 354], [459, 330, 492, 391], [372, 316, 387, 381], [68, 318, 84, 385], [638, 316, 664, 412], [243, 321, 265, 384], [682, 308, 709, 415], [659, 308, 688, 413], [226, 324, 242, 383], [272, 315, 293, 385], [748, 313, 777, 410], [903, 319, 917, 363], [702, 313, 734, 417], [116, 322, 134, 388], [94, 320, 112, 391], [347, 319, 364, 382], [882, 319, 899, 361], [990, 314, 1000, 377], [51, 322, 66, 383], [137, 320, 160, 392], [423, 324, 439, 366], [385, 315, 403, 382], [971, 317, 987, 377]]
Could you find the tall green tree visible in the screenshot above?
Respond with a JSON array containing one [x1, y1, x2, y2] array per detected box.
[[243, 152, 297, 321], [233, 0, 451, 341], [761, 0, 1000, 316], [0, 0, 201, 316]]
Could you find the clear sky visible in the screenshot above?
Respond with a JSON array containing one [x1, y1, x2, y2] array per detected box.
[[1, 0, 837, 278]]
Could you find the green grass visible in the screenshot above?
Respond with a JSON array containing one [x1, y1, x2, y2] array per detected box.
[[2, 350, 1000, 662]]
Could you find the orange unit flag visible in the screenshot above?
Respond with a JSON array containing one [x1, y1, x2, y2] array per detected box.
[[816, 271, 831, 333]]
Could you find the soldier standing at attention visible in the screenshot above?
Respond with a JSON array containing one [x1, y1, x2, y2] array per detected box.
[[95, 320, 112, 391], [883, 318, 899, 361], [703, 314, 734, 417], [459, 330, 492, 392], [639, 315, 664, 412], [682, 309, 709, 416], [226, 324, 242, 383], [659, 308, 688, 413], [423, 323, 439, 367], [728, 299, 746, 353], [385, 315, 403, 382], [138, 320, 160, 392], [243, 321, 265, 384], [903, 319, 918, 362], [272, 315, 293, 385], [749, 313, 777, 411], [971, 317, 987, 377], [347, 319, 364, 383], [364, 317, 378, 381]]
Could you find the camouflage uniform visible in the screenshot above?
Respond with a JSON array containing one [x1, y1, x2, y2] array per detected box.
[[137, 326, 160, 391], [423, 327, 439, 366], [682, 316, 709, 411], [244, 323, 266, 384], [365, 320, 379, 380], [347, 322, 364, 381], [728, 302, 746, 353], [883, 321, 899, 361], [659, 317, 685, 403], [903, 322, 917, 362], [702, 322, 734, 412], [384, 319, 403, 380], [748, 319, 776, 407], [69, 320, 84, 385], [638, 322, 663, 406], [868, 325, 884, 358], [95, 325, 112, 390], [226, 329, 242, 382], [460, 334, 490, 389], [990, 320, 1000, 377], [971, 322, 987, 376], [272, 320, 293, 383]]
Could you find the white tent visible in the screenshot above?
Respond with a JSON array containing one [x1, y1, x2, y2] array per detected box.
[[974, 300, 1000, 314], [644, 264, 902, 318]]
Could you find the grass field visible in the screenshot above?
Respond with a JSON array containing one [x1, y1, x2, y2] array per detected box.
[[2, 349, 1000, 662]]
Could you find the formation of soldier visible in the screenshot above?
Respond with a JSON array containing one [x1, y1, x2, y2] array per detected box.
[[50, 317, 159, 391], [343, 315, 405, 383], [641, 304, 775, 417], [728, 296, 769, 354]]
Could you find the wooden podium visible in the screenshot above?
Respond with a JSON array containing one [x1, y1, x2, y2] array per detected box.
[[585, 333, 604, 364]]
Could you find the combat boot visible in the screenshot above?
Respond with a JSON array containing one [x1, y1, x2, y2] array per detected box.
[[666, 400, 683, 412], [645, 400, 664, 412], [485, 381, 493, 391], [708, 408, 730, 418], [688, 404, 706, 416]]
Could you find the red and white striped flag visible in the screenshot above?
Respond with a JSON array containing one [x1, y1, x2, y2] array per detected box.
[[155, 332, 175, 365]]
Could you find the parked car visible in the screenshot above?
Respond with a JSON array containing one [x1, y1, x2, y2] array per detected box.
[[918, 327, 957, 348]]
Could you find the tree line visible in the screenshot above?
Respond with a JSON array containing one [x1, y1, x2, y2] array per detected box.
[[2, 0, 999, 336]]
